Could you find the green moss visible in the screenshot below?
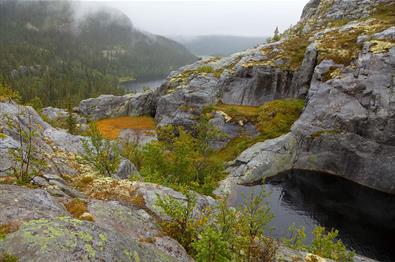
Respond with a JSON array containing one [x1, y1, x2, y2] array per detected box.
[[370, 3, 395, 26], [210, 99, 304, 163], [257, 99, 305, 136], [280, 36, 310, 70], [328, 18, 351, 28], [84, 243, 96, 258], [0, 253, 18, 262], [196, 66, 214, 74], [310, 129, 341, 139], [369, 40, 395, 54], [321, 67, 342, 82], [317, 28, 363, 66], [210, 135, 261, 163], [0, 133, 7, 139], [213, 69, 224, 78]]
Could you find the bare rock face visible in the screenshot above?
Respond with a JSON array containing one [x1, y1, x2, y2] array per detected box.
[[88, 200, 193, 262], [0, 216, 177, 262], [0, 185, 68, 224], [77, 91, 156, 121], [290, 41, 395, 193], [222, 27, 395, 194]]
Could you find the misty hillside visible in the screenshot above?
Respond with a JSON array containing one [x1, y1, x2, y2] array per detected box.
[[172, 35, 268, 56], [0, 0, 197, 107]]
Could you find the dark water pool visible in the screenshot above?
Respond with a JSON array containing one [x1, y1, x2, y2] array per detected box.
[[120, 79, 165, 92], [228, 171, 395, 261]]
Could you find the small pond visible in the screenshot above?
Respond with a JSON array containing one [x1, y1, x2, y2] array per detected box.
[[228, 171, 395, 262], [120, 79, 166, 92]]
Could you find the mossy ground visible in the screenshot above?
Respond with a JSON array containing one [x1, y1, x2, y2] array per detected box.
[[95, 116, 156, 140], [0, 223, 19, 240], [210, 99, 304, 162], [64, 198, 93, 222]]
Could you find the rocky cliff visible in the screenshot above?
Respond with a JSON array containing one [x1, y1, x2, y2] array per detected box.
[[216, 0, 395, 194], [70, 0, 395, 194]]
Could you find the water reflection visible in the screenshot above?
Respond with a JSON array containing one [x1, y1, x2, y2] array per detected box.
[[228, 171, 395, 261]]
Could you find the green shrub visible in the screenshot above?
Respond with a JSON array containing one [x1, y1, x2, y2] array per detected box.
[[140, 118, 226, 195], [192, 226, 232, 262], [156, 191, 201, 253], [283, 225, 355, 261], [0, 82, 21, 103], [196, 66, 214, 74], [156, 187, 277, 261], [0, 253, 18, 262], [283, 223, 307, 251], [310, 227, 355, 261], [5, 110, 47, 184], [80, 123, 120, 176]]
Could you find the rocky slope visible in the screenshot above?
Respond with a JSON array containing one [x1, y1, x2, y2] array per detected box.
[[70, 0, 395, 194], [1, 0, 394, 260], [0, 101, 341, 261]]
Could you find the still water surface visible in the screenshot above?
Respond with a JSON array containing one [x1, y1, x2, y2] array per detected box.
[[228, 171, 395, 262], [120, 79, 166, 92]]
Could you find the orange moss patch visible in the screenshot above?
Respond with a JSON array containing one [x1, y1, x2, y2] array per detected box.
[[95, 116, 156, 140], [0, 176, 17, 185], [0, 222, 20, 239], [64, 198, 93, 221]]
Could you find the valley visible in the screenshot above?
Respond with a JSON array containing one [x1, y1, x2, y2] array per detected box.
[[0, 0, 394, 261]]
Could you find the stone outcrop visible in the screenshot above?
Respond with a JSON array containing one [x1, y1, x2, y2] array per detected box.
[[77, 91, 156, 121], [0, 216, 177, 262], [88, 200, 193, 261], [0, 185, 68, 224], [221, 24, 395, 194]]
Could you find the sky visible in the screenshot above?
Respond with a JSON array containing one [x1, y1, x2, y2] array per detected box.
[[78, 0, 310, 37]]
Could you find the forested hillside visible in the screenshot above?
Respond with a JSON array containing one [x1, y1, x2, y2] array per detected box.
[[0, 0, 197, 107]]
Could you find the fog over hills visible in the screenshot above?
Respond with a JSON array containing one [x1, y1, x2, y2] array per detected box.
[[170, 35, 269, 56]]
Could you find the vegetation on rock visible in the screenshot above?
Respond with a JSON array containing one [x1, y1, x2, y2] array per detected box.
[[284, 224, 355, 261], [156, 187, 278, 261], [80, 123, 120, 177], [210, 99, 304, 162]]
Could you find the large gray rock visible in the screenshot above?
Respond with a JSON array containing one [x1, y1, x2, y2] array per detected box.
[[222, 37, 395, 194], [290, 43, 318, 98], [0, 185, 68, 224], [225, 134, 297, 186], [112, 158, 138, 180], [88, 200, 193, 261], [220, 66, 296, 106], [0, 216, 177, 262], [155, 75, 220, 128], [77, 91, 156, 121]]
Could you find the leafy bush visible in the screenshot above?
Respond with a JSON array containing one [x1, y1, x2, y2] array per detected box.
[[156, 187, 278, 261], [80, 123, 120, 176], [196, 66, 214, 74], [156, 191, 202, 253], [5, 110, 47, 184], [139, 118, 226, 195], [0, 82, 21, 103], [283, 225, 355, 261]]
